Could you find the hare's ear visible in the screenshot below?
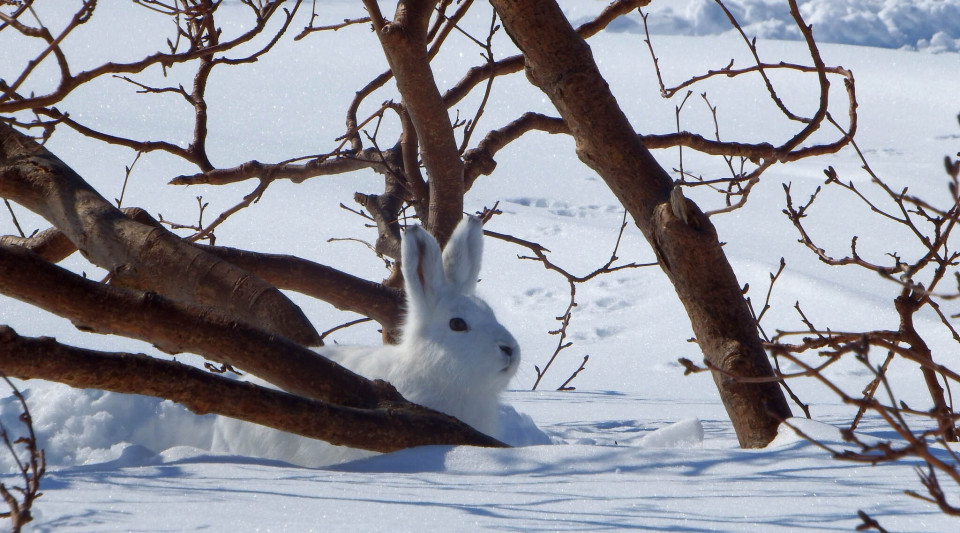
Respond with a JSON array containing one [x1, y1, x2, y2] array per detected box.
[[402, 225, 447, 310], [442, 215, 483, 294]]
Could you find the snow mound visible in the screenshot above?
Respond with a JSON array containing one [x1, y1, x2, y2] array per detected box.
[[498, 404, 554, 446], [596, 0, 960, 53], [0, 383, 550, 471], [640, 418, 705, 449], [0, 385, 214, 472]]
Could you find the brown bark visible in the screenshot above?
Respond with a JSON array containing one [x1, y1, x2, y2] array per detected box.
[[0, 122, 320, 346], [0, 325, 505, 452], [464, 112, 569, 189], [168, 147, 396, 186], [0, 226, 76, 263], [0, 242, 377, 408], [0, 217, 406, 334], [364, 0, 464, 245], [491, 0, 791, 447], [194, 244, 405, 333], [895, 288, 957, 441]]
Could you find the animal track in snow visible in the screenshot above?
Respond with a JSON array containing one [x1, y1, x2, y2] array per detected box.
[[506, 197, 551, 208], [510, 287, 561, 310], [504, 197, 622, 219], [861, 147, 904, 157], [594, 327, 620, 339], [571, 326, 622, 342], [593, 296, 633, 311]]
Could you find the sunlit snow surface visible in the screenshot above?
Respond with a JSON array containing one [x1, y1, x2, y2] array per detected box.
[[594, 0, 960, 52], [2, 0, 960, 531]]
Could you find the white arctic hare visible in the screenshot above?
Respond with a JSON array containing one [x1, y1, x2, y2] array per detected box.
[[321, 215, 521, 438]]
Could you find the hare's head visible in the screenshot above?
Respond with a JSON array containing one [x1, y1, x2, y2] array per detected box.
[[399, 216, 520, 394]]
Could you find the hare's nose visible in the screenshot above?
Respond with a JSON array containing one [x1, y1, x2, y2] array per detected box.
[[500, 345, 514, 357]]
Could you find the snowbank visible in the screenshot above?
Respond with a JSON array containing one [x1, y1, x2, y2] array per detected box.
[[589, 0, 960, 53]]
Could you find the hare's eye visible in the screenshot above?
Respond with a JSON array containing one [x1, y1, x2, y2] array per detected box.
[[449, 317, 468, 332]]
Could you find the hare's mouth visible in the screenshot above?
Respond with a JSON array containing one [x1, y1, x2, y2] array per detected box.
[[499, 344, 518, 373]]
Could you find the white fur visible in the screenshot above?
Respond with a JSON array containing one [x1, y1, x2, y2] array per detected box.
[[210, 216, 521, 466], [320, 215, 521, 437]]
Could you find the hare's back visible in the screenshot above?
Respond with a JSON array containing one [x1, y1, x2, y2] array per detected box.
[[317, 344, 401, 382]]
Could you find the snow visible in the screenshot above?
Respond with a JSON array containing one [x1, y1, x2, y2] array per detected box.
[[2, 0, 960, 530], [591, 0, 960, 52]]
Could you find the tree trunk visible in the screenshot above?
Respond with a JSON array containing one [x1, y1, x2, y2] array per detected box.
[[491, 0, 791, 447], [364, 0, 465, 245]]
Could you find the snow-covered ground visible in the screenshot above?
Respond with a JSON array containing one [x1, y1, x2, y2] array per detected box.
[[2, 0, 960, 531], [601, 0, 960, 52]]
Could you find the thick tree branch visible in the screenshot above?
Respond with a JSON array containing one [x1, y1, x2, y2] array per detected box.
[[0, 226, 75, 263], [195, 244, 405, 332], [0, 215, 406, 334], [365, 0, 463, 245], [0, 122, 320, 346], [0, 242, 372, 406], [0, 325, 505, 451]]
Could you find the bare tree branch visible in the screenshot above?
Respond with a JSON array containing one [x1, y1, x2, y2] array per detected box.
[[0, 325, 505, 452], [0, 242, 363, 405], [194, 243, 405, 333], [0, 226, 75, 263], [1, 1, 301, 114], [0, 122, 321, 346], [364, 0, 464, 244], [0, 375, 44, 533]]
